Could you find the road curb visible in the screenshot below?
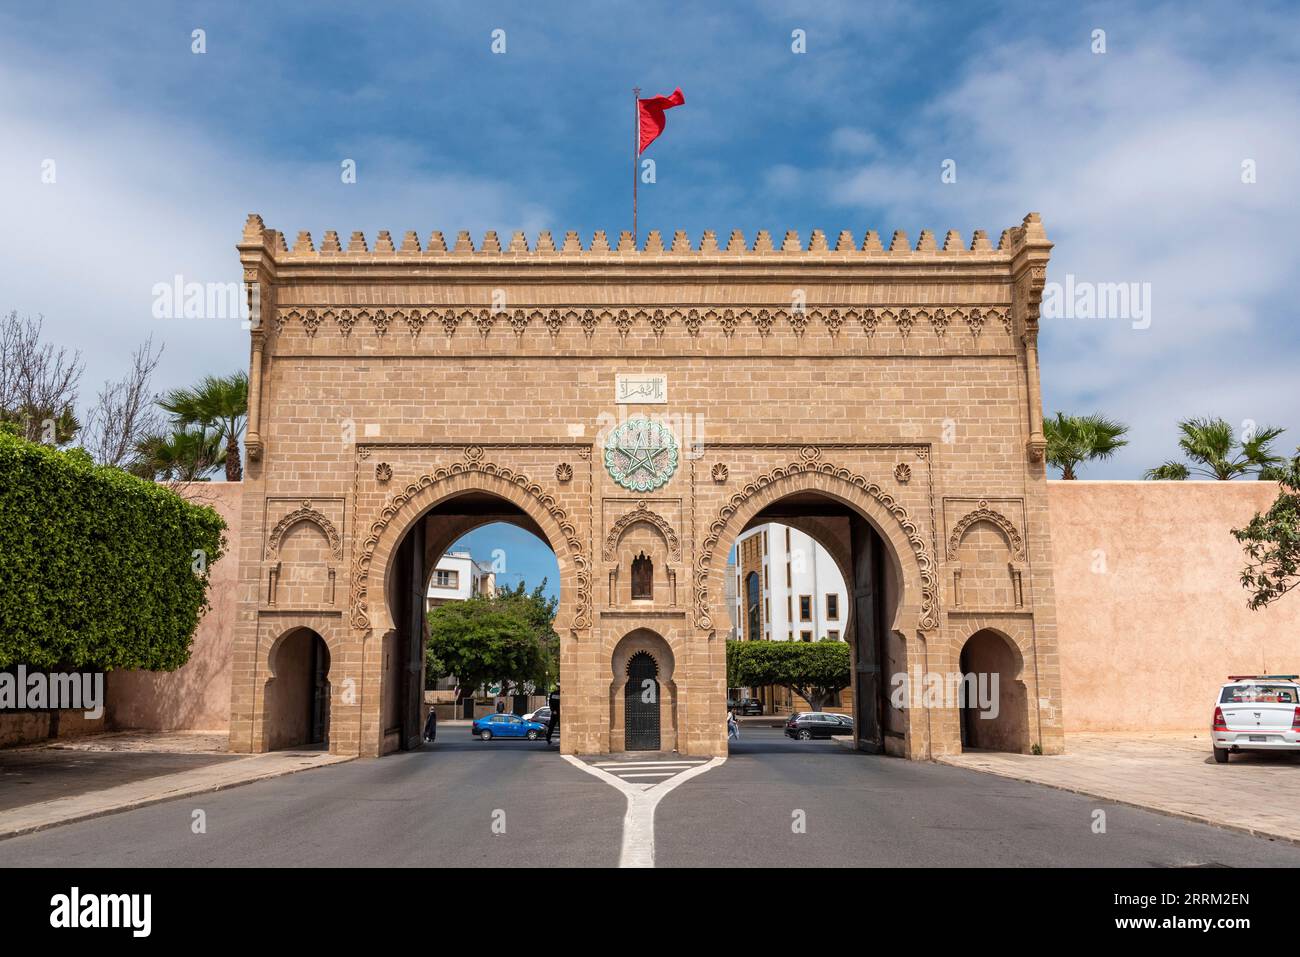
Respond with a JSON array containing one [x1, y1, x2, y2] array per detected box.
[[938, 757, 1300, 847], [0, 752, 353, 842]]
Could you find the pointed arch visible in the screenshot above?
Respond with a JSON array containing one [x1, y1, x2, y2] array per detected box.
[[695, 457, 937, 636], [350, 452, 590, 636]]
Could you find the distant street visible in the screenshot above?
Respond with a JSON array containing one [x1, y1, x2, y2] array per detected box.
[[2, 728, 1298, 868]]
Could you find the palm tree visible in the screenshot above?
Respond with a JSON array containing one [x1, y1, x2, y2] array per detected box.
[[1043, 412, 1129, 480], [1145, 417, 1286, 480], [130, 429, 225, 482], [159, 371, 248, 481]]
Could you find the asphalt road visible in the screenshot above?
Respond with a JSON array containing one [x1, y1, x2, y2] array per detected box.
[[656, 730, 1300, 867], [2, 728, 1298, 867], [0, 734, 622, 867]]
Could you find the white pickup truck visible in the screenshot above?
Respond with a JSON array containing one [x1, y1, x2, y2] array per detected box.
[[1211, 675, 1300, 763]]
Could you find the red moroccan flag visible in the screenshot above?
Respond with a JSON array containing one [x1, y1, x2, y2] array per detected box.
[[637, 88, 685, 153]]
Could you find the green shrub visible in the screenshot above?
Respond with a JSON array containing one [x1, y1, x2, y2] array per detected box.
[[0, 431, 226, 670]]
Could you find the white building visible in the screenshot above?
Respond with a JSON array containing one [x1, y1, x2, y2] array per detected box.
[[728, 523, 851, 714], [731, 523, 848, 643], [426, 550, 496, 609]]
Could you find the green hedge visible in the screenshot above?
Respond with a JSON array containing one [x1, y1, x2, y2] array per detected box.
[[0, 431, 226, 671]]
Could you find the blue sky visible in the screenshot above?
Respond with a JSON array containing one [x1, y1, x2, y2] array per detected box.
[[453, 523, 560, 604], [4, 0, 1298, 501]]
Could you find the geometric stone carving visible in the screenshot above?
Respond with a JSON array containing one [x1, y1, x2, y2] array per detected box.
[[695, 458, 938, 635], [946, 500, 1025, 561], [603, 500, 682, 563], [267, 500, 342, 561], [351, 457, 591, 633]]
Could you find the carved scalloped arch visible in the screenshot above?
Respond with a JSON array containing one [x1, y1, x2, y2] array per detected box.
[[946, 502, 1025, 560], [350, 459, 590, 632], [267, 502, 342, 561], [603, 502, 682, 563], [694, 459, 938, 634]]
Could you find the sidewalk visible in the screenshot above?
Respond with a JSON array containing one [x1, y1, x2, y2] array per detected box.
[[941, 731, 1300, 844], [0, 732, 351, 840]]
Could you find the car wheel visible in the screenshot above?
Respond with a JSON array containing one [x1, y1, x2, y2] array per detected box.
[[527, 729, 540, 740], [479, 729, 493, 741], [1212, 746, 1229, 764], [798, 729, 812, 740]]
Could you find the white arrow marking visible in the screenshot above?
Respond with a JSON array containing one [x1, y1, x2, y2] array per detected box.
[[562, 754, 725, 867]]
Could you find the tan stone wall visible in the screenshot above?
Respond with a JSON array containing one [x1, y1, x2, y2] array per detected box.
[[226, 214, 1060, 759], [1050, 480, 1299, 732], [96, 479, 1298, 745]]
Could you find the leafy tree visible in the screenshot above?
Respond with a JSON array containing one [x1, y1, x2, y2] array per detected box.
[[1146, 416, 1285, 480], [130, 429, 225, 482], [425, 583, 554, 695], [1043, 412, 1128, 480], [159, 371, 248, 481], [1233, 452, 1300, 608], [494, 579, 560, 692], [727, 638, 851, 713]]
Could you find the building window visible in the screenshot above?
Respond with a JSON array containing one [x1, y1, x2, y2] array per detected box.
[[799, 595, 812, 621], [433, 569, 459, 589], [786, 595, 792, 619], [631, 551, 653, 600], [828, 630, 840, 641], [785, 526, 791, 549], [785, 562, 791, 587], [745, 572, 761, 641], [826, 593, 839, 620], [764, 565, 769, 588], [800, 631, 812, 642]]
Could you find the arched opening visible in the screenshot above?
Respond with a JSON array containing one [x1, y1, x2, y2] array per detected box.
[[609, 629, 676, 753], [958, 629, 1029, 753], [630, 551, 654, 600], [720, 489, 905, 754], [264, 627, 331, 750], [624, 652, 661, 750], [383, 490, 563, 754]]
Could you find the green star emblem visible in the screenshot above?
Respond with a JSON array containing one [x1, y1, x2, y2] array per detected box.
[[604, 417, 679, 492]]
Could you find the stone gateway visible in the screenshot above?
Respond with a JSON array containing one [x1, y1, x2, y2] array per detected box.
[[228, 214, 1064, 760]]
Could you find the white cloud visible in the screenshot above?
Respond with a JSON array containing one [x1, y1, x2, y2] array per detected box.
[[806, 24, 1300, 477], [828, 127, 880, 157], [0, 59, 555, 414]]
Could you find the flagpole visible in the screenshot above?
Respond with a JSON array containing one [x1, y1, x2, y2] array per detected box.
[[632, 86, 640, 247]]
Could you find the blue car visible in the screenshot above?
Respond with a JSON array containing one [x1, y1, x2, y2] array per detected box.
[[473, 713, 547, 741]]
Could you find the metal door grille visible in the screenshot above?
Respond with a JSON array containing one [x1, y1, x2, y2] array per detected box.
[[624, 651, 661, 751]]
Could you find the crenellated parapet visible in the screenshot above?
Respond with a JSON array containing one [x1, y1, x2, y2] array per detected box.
[[237, 215, 1047, 261]]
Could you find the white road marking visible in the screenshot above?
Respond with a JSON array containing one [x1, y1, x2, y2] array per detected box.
[[562, 754, 725, 868], [617, 772, 677, 778]]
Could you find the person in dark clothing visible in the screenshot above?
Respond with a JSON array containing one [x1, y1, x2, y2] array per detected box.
[[545, 687, 560, 745], [422, 707, 437, 743]]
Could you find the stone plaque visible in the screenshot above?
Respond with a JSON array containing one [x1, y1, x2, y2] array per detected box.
[[615, 373, 667, 404]]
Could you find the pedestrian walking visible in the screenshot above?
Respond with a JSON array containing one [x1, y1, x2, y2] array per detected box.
[[545, 686, 560, 745], [422, 706, 438, 743], [727, 708, 739, 740]]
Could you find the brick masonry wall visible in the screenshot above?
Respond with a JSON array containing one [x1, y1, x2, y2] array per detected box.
[[125, 480, 1296, 745], [223, 214, 1060, 758]]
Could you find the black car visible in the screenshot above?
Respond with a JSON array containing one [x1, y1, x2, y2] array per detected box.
[[784, 712, 853, 740], [733, 697, 763, 716]]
